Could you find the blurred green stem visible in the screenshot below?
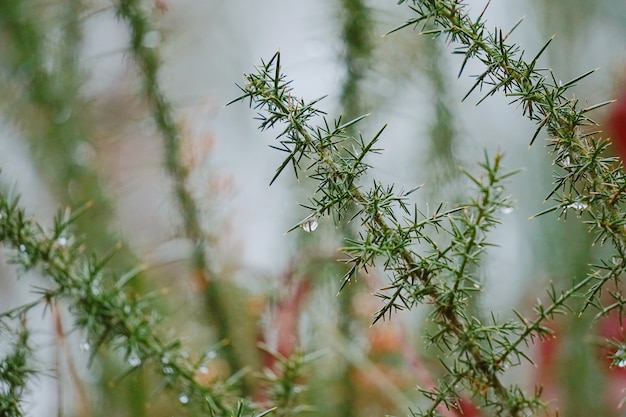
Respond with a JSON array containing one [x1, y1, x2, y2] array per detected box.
[[339, 0, 374, 120], [337, 2, 374, 415], [422, 35, 461, 200], [114, 0, 249, 393]]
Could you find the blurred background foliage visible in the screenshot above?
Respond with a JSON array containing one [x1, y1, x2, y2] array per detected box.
[[0, 0, 625, 416]]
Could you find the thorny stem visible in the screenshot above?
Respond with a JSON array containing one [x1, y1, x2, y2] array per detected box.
[[499, 273, 597, 367], [0, 195, 237, 416], [394, 0, 626, 363], [0, 317, 33, 417], [388, 0, 626, 412], [233, 53, 525, 415], [429, 170, 515, 413], [394, 0, 624, 257]]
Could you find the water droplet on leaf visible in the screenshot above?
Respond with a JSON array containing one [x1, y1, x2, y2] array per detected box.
[[128, 354, 142, 367], [615, 349, 626, 368], [501, 207, 514, 214], [567, 201, 588, 210], [54, 107, 72, 124], [300, 214, 318, 233], [90, 283, 101, 296], [74, 141, 96, 167], [198, 365, 209, 374], [80, 342, 91, 352], [178, 393, 189, 404], [563, 156, 571, 167]]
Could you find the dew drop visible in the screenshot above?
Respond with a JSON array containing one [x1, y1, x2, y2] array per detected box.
[[616, 350, 626, 368], [473, 283, 481, 289], [500, 207, 514, 215], [161, 355, 170, 364], [57, 236, 68, 247], [73, 141, 96, 167], [562, 155, 571, 167], [162, 366, 174, 374], [206, 350, 217, 360], [567, 201, 588, 210], [128, 354, 142, 367], [613, 348, 626, 368], [178, 393, 189, 404], [300, 214, 318, 233], [80, 342, 91, 352], [90, 283, 101, 296], [198, 365, 209, 374], [53, 106, 72, 124], [19, 244, 26, 252]]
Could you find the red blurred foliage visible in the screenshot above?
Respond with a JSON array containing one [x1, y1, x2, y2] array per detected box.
[[608, 85, 626, 160], [256, 266, 311, 370], [253, 266, 311, 405], [533, 323, 563, 412], [154, 0, 168, 13], [531, 311, 626, 415], [455, 397, 482, 417], [353, 275, 483, 416], [603, 83, 626, 409]]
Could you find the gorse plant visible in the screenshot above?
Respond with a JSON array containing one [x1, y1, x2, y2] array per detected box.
[[0, 0, 294, 416], [392, 0, 625, 343], [0, 193, 249, 416], [0, 1, 625, 417], [231, 52, 539, 416], [231, 1, 626, 416], [0, 316, 33, 417]]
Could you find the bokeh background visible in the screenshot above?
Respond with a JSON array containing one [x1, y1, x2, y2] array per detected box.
[[1, 1, 626, 416]]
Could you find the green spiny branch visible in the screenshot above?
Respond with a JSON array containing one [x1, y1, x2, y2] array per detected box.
[[0, 190, 245, 415], [392, 0, 625, 316], [231, 52, 547, 416], [0, 318, 34, 417]]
